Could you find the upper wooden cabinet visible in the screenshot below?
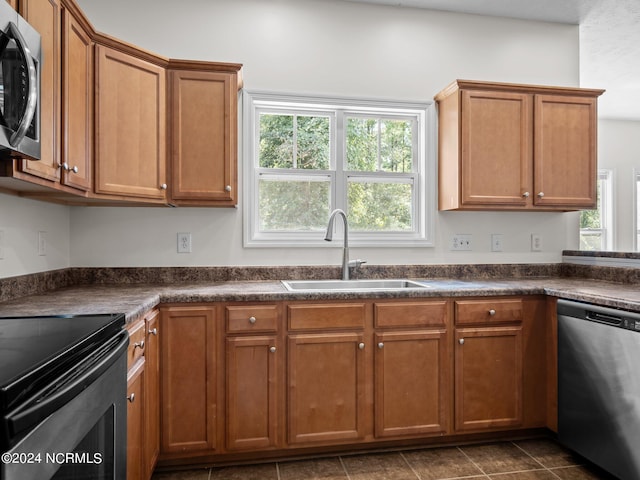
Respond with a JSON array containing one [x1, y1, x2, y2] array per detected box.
[[435, 80, 604, 211], [168, 64, 241, 206], [94, 44, 167, 202]]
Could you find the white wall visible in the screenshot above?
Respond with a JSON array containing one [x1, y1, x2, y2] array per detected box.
[[3, 0, 583, 276], [0, 192, 70, 277], [597, 119, 640, 251]]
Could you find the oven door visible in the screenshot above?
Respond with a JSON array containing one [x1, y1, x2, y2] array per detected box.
[[1, 331, 128, 480]]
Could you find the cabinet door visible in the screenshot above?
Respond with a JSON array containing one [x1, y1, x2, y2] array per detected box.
[[226, 336, 279, 450], [95, 45, 167, 200], [127, 359, 145, 480], [455, 326, 523, 431], [160, 306, 217, 454], [534, 94, 598, 208], [460, 90, 531, 206], [144, 310, 160, 479], [287, 333, 367, 445], [374, 330, 450, 438], [60, 8, 92, 191], [169, 70, 237, 205], [19, 0, 61, 181]]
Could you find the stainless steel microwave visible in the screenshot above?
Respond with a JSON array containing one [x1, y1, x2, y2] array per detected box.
[[0, 1, 40, 160]]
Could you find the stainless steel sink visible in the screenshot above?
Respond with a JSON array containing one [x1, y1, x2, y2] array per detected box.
[[281, 279, 430, 291]]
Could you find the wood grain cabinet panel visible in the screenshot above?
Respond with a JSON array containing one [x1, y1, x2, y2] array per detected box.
[[287, 333, 367, 445], [168, 68, 239, 206], [226, 335, 279, 450], [95, 44, 167, 201], [126, 359, 145, 480], [144, 309, 160, 480], [435, 80, 604, 211], [160, 306, 217, 454]]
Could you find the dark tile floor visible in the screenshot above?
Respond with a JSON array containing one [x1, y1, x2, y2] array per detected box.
[[152, 438, 617, 480]]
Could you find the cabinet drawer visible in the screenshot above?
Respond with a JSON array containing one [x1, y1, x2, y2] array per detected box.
[[226, 305, 279, 333], [126, 318, 146, 369], [288, 303, 366, 331], [455, 299, 523, 325], [374, 301, 448, 328]]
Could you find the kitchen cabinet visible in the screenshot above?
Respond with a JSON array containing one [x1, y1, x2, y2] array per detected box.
[[160, 305, 217, 455], [287, 302, 368, 445], [225, 304, 281, 451], [143, 309, 160, 480], [94, 43, 167, 202], [453, 297, 546, 432], [6, 0, 17, 10], [7, 0, 93, 195], [126, 315, 146, 480], [168, 64, 241, 206], [435, 80, 604, 211], [373, 301, 451, 438]]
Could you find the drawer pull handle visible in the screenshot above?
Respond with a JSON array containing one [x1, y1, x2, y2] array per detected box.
[[127, 393, 135, 403], [270, 346, 277, 353], [134, 341, 145, 350], [358, 342, 365, 350], [378, 342, 384, 349], [149, 328, 158, 336], [489, 309, 496, 316], [249, 316, 257, 324], [459, 338, 465, 345]]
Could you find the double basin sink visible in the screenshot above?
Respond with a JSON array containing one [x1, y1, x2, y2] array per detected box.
[[281, 279, 430, 292]]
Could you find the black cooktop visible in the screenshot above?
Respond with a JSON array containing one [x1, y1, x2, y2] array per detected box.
[[0, 314, 125, 412]]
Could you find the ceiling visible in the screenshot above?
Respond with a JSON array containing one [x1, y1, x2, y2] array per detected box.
[[343, 0, 640, 121]]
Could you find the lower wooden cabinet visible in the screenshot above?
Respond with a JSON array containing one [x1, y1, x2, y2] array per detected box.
[[126, 359, 145, 480], [143, 310, 160, 479], [160, 306, 217, 455]]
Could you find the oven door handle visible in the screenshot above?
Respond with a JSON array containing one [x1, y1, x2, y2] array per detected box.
[[5, 330, 129, 439], [7, 21, 38, 148]]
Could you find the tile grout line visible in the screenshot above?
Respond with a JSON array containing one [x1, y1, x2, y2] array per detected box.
[[398, 451, 423, 480], [456, 446, 491, 479], [338, 455, 353, 480], [510, 441, 562, 480]]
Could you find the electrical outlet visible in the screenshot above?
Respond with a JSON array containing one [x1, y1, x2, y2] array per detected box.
[[531, 233, 543, 252], [491, 234, 504, 252], [177, 232, 192, 253], [451, 234, 472, 251], [0, 230, 4, 260], [38, 231, 46, 256]]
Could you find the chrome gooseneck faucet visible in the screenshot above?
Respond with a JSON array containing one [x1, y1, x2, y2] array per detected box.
[[324, 209, 365, 280]]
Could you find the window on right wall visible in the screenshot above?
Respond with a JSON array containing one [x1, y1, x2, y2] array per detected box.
[[580, 169, 613, 250]]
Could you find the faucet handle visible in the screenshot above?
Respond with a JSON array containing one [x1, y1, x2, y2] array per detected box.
[[349, 259, 367, 268]]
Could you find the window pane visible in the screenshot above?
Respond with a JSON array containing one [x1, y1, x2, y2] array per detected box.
[[259, 113, 293, 168], [380, 119, 413, 172], [347, 181, 413, 231], [346, 117, 378, 171], [258, 177, 330, 231], [297, 115, 330, 170]]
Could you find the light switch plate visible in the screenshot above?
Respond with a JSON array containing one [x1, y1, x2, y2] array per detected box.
[[451, 234, 472, 251], [491, 234, 504, 252], [531, 234, 543, 252]]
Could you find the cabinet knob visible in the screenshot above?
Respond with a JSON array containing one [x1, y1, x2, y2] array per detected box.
[[378, 342, 384, 349], [522, 191, 530, 198], [149, 328, 158, 336], [127, 393, 135, 403], [358, 342, 365, 350], [160, 183, 168, 190], [489, 309, 496, 316], [249, 316, 257, 324], [269, 346, 277, 353], [133, 340, 145, 350], [537, 192, 544, 198], [459, 338, 465, 345], [225, 185, 232, 192]]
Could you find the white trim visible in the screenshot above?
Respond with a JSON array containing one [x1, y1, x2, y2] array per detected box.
[[562, 255, 640, 268], [243, 90, 436, 248], [634, 168, 640, 251]]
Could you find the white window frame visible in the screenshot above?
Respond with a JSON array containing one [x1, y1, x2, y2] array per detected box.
[[243, 91, 436, 248], [634, 168, 640, 251], [580, 169, 613, 251]]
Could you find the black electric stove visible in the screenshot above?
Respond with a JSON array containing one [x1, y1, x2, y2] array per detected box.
[[0, 314, 126, 439]]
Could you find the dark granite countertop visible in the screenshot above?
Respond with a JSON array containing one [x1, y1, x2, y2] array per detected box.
[[1, 277, 639, 323]]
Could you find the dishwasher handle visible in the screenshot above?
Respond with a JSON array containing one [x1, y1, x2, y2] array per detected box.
[[586, 310, 623, 326]]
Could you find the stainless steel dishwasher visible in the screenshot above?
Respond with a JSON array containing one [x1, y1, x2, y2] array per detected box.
[[558, 299, 640, 480]]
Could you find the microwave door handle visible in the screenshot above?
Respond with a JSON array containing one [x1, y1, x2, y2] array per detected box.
[[7, 21, 37, 147]]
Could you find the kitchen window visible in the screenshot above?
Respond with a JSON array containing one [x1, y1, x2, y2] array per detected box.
[[243, 91, 435, 247], [580, 170, 613, 250]]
